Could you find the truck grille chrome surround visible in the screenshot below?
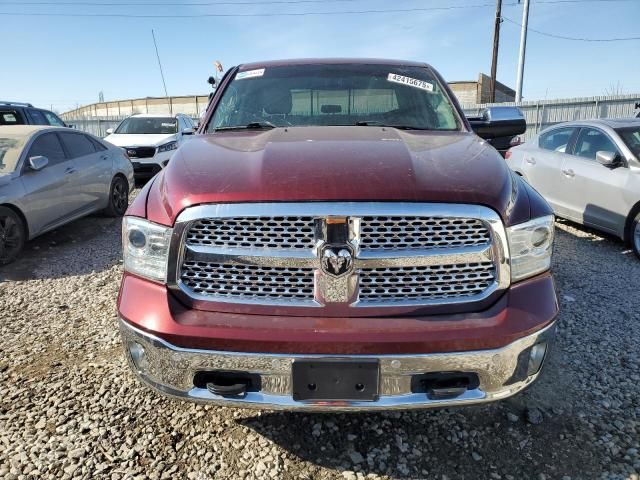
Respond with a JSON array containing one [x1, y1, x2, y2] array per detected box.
[[168, 203, 510, 315]]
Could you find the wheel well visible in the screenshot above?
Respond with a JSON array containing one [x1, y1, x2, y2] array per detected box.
[[624, 201, 640, 245], [0, 203, 29, 238]]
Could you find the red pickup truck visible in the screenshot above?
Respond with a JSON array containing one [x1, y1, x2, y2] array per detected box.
[[118, 58, 557, 410]]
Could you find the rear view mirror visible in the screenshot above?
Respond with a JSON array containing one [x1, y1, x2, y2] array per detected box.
[[106, 128, 114, 135], [596, 150, 618, 167], [467, 107, 526, 140], [182, 128, 195, 135], [28, 155, 49, 171], [207, 76, 217, 87]]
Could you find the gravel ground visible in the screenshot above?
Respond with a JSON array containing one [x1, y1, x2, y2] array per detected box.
[[1, 195, 639, 480]]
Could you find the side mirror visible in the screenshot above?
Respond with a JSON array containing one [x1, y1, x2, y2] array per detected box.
[[28, 155, 49, 171], [106, 128, 114, 135], [596, 150, 618, 167], [467, 107, 526, 140], [207, 76, 217, 87], [182, 128, 195, 135]]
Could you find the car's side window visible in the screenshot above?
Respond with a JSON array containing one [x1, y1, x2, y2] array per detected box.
[[59, 132, 96, 159], [26, 133, 67, 166], [0, 110, 23, 125], [26, 109, 49, 125], [539, 127, 575, 154], [43, 110, 66, 127], [573, 128, 620, 161], [88, 136, 108, 151]]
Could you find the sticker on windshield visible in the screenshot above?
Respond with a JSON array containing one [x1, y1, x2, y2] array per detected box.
[[236, 68, 265, 80], [387, 73, 433, 92]]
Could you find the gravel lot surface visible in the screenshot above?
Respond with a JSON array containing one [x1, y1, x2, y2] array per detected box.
[[1, 193, 639, 480]]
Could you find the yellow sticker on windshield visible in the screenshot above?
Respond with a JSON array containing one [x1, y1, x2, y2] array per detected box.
[[387, 73, 433, 92]]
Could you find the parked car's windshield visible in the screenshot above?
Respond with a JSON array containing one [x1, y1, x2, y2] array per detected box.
[[0, 133, 27, 174], [208, 64, 460, 132], [616, 126, 640, 157], [115, 117, 177, 135]]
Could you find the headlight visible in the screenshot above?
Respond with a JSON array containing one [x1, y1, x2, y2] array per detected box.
[[157, 141, 178, 153], [507, 215, 554, 282], [122, 217, 173, 282]]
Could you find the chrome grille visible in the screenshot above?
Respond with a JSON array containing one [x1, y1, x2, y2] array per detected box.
[[358, 262, 496, 303], [360, 216, 491, 250], [181, 261, 315, 302], [186, 217, 315, 250], [172, 203, 508, 312]]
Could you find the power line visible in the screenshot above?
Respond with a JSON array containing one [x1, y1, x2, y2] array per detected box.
[[0, 0, 385, 5], [0, 3, 522, 18], [502, 16, 640, 42], [4, 0, 633, 4]]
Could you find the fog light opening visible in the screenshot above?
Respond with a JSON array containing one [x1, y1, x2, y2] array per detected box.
[[128, 341, 149, 373], [527, 342, 547, 376]]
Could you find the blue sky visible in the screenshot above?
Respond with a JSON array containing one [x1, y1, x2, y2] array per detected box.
[[1, 0, 638, 113]]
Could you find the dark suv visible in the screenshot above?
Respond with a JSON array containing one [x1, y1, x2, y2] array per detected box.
[[0, 101, 68, 127]]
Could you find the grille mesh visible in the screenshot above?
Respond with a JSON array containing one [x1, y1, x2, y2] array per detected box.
[[186, 217, 315, 250], [358, 262, 495, 303], [181, 261, 315, 302], [360, 217, 491, 250]]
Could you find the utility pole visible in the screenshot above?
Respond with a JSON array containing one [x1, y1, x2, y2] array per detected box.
[[515, 0, 530, 102], [489, 0, 502, 103]]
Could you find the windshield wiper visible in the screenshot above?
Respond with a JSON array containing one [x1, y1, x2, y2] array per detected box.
[[354, 121, 433, 130], [214, 121, 277, 132]]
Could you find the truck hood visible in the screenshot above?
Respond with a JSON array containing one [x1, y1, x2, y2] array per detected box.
[[145, 126, 530, 226], [104, 133, 176, 147]]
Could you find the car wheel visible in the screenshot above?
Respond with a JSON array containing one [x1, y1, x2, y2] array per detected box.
[[630, 212, 640, 260], [104, 176, 129, 217], [0, 207, 26, 265]]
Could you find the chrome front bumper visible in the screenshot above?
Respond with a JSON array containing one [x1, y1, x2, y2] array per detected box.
[[119, 318, 555, 411]]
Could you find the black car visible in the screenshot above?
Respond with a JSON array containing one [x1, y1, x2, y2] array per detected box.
[[0, 101, 68, 127]]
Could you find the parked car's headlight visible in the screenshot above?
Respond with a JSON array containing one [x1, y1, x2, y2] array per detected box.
[[507, 215, 554, 282], [157, 141, 178, 153], [122, 217, 173, 282]]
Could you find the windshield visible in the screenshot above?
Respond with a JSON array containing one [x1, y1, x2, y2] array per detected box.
[[0, 134, 28, 174], [208, 64, 460, 132], [115, 117, 177, 135], [616, 126, 640, 158]]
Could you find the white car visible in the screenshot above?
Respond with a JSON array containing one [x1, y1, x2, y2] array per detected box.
[[505, 118, 640, 258], [104, 113, 195, 181]]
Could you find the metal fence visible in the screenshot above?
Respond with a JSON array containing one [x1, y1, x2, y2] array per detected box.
[[64, 93, 640, 139], [461, 93, 639, 140]]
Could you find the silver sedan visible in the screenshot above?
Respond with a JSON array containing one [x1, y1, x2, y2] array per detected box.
[[0, 125, 134, 264], [506, 118, 640, 258]]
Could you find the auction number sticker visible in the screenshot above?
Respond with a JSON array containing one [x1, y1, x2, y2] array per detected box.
[[387, 73, 433, 92], [236, 68, 265, 80]]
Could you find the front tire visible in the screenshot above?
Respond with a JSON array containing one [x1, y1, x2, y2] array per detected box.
[[104, 176, 129, 217], [0, 207, 26, 265], [629, 212, 640, 260]]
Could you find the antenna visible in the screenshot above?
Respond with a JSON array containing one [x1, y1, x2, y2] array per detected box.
[[151, 29, 171, 113]]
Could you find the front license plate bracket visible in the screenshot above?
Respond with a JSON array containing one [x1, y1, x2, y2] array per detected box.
[[292, 359, 380, 401]]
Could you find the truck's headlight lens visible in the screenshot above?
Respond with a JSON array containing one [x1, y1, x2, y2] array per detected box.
[[122, 217, 173, 282], [157, 141, 177, 153], [507, 215, 554, 282]]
